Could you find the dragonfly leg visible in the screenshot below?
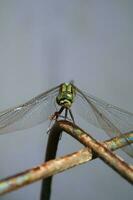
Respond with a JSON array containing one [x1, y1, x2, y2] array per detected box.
[[68, 109, 75, 134], [69, 109, 75, 124], [47, 107, 65, 134], [49, 106, 65, 120], [64, 108, 68, 120]]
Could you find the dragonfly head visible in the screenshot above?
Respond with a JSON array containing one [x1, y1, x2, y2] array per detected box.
[[56, 83, 76, 108]]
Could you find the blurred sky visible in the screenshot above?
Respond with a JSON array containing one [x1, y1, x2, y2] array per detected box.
[[0, 1, 133, 200]]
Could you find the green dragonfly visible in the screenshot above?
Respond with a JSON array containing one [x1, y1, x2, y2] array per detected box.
[[0, 82, 133, 157]]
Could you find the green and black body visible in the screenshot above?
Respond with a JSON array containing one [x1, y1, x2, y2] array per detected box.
[[56, 83, 76, 108], [52, 83, 76, 122]]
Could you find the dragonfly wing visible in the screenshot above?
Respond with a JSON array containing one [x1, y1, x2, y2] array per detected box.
[[0, 85, 60, 134], [74, 86, 133, 157]]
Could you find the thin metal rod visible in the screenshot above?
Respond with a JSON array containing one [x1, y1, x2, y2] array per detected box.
[[40, 120, 62, 200], [58, 120, 133, 184], [0, 122, 132, 195]]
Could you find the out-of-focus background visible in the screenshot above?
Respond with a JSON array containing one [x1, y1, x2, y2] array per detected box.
[[0, 1, 133, 200]]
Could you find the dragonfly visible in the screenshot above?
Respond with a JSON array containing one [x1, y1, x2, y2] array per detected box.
[[0, 82, 133, 157]]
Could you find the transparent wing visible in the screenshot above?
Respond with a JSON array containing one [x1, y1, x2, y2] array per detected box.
[[74, 86, 133, 157], [0, 85, 60, 134]]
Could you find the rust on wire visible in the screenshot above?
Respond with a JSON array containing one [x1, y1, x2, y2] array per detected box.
[[0, 120, 133, 195], [58, 120, 133, 183]]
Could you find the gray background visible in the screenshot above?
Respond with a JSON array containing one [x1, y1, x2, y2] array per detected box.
[[0, 0, 133, 200]]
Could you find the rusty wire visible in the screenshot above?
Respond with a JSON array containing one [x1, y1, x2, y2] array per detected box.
[[0, 120, 132, 197]]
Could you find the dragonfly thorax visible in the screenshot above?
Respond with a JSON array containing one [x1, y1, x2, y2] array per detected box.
[[56, 83, 76, 108]]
